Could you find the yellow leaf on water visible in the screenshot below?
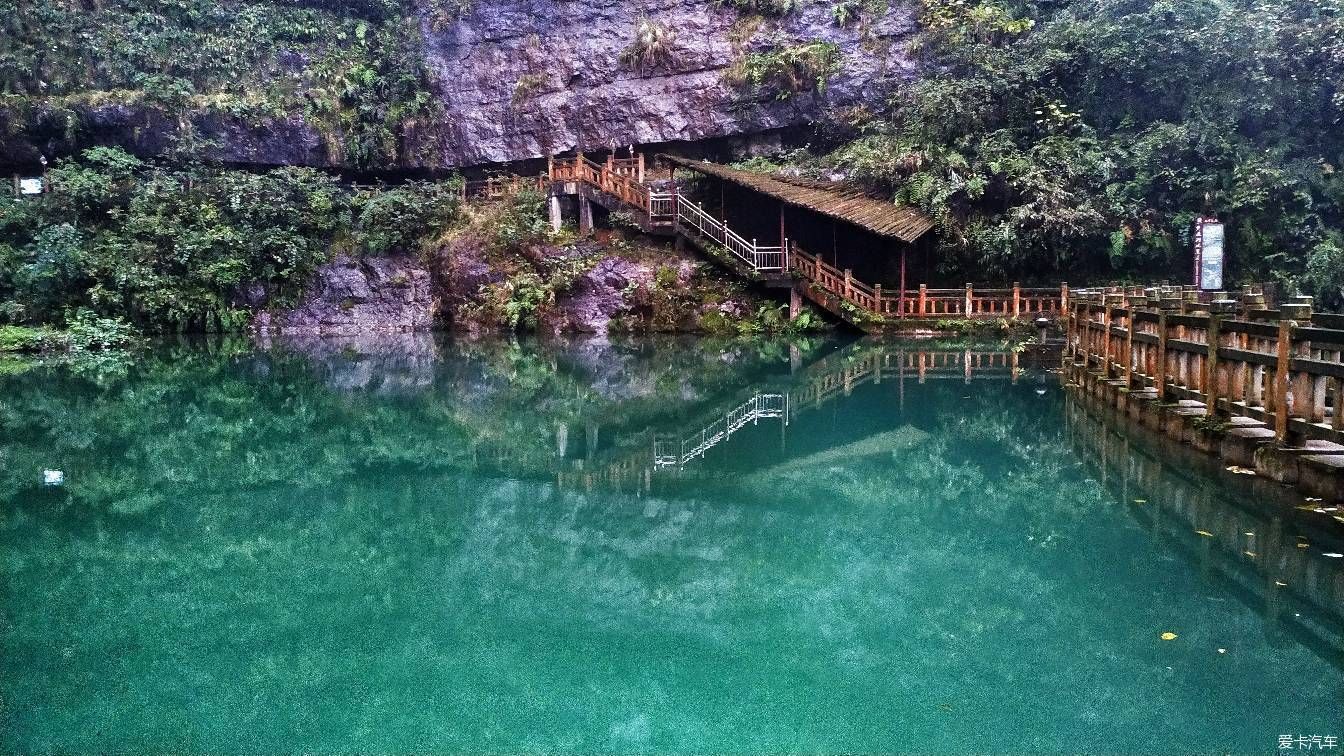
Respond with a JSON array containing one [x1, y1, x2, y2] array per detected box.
[[1275, 580, 1288, 587], [1160, 632, 1178, 641], [1196, 530, 1214, 537], [1297, 543, 1309, 549]]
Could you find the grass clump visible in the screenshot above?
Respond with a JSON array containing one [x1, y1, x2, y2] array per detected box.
[[733, 42, 843, 100]]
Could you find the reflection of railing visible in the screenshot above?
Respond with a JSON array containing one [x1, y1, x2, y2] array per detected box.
[[554, 347, 1039, 491], [1065, 393, 1344, 668], [793, 348, 1025, 411], [654, 393, 786, 468]]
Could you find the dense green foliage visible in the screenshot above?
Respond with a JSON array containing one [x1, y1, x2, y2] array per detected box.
[[0, 0, 435, 166], [735, 42, 843, 100], [823, 0, 1344, 306], [0, 148, 462, 333]]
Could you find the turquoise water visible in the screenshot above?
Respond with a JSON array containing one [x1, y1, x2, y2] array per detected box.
[[1, 335, 1341, 752]]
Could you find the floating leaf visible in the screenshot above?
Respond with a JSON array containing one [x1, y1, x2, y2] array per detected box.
[[1196, 530, 1214, 537], [1133, 499, 1147, 504], [1275, 580, 1288, 587], [1324, 553, 1343, 558], [1217, 648, 1227, 654], [1160, 632, 1178, 641]]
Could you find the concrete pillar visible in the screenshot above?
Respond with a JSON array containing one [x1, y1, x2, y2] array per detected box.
[[578, 194, 594, 235], [548, 194, 563, 233]]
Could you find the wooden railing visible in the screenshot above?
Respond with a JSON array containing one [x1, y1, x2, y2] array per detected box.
[[462, 175, 547, 201], [541, 152, 1081, 322], [549, 154, 653, 213], [793, 245, 1068, 321], [1067, 289, 1344, 443], [673, 194, 785, 271]]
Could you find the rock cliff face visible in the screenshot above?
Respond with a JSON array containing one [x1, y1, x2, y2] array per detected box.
[[416, 0, 918, 166], [251, 255, 436, 336], [3, 1, 915, 170]]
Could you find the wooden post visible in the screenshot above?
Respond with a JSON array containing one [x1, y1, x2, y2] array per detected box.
[[874, 284, 884, 317], [637, 153, 645, 183], [1061, 282, 1070, 314], [965, 283, 973, 317], [547, 155, 554, 181], [899, 249, 908, 318], [1013, 282, 1021, 320], [844, 269, 853, 301], [919, 284, 927, 316]]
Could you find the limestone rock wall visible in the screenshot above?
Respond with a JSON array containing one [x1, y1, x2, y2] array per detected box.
[[251, 255, 435, 336], [416, 0, 918, 166], [2, 1, 916, 170]]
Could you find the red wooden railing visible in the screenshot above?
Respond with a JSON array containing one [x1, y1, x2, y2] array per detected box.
[[793, 245, 1068, 321]]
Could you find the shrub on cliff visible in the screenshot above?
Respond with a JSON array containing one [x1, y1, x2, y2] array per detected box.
[[0, 148, 465, 332]]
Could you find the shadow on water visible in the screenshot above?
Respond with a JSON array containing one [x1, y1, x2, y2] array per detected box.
[[1, 332, 1341, 751]]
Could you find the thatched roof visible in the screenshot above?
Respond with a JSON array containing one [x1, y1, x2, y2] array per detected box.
[[659, 155, 935, 243]]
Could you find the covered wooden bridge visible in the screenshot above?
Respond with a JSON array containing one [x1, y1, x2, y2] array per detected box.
[[482, 152, 1071, 331]]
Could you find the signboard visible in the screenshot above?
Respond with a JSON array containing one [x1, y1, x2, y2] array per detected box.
[[1194, 217, 1224, 291], [19, 177, 43, 195]]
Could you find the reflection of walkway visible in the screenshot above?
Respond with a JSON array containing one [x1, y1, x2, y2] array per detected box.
[[654, 394, 787, 469], [556, 342, 1041, 490], [1065, 392, 1344, 670]]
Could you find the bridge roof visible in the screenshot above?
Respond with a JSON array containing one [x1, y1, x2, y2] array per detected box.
[[659, 156, 935, 243]]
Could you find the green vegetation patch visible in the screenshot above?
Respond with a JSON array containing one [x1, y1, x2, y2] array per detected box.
[[733, 42, 843, 100], [0, 147, 464, 334], [0, 0, 436, 167]]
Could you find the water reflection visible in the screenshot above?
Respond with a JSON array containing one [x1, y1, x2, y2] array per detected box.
[[1066, 393, 1344, 672], [2, 333, 1341, 751]]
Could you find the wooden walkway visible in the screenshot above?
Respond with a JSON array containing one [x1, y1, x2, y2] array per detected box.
[[466, 153, 1070, 331]]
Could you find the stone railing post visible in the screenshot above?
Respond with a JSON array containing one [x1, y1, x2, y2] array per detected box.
[[1156, 296, 1180, 401], [965, 283, 974, 317], [1124, 298, 1137, 388], [1061, 282, 1069, 314], [919, 284, 927, 316], [1013, 282, 1021, 319], [874, 283, 884, 316], [1274, 302, 1311, 442], [1205, 298, 1235, 417]]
